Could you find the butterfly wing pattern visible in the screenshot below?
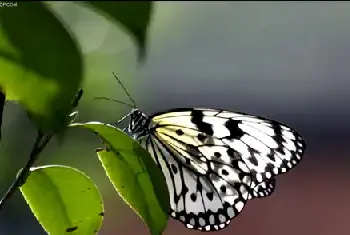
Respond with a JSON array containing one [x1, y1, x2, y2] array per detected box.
[[127, 108, 305, 231], [249, 179, 276, 199]]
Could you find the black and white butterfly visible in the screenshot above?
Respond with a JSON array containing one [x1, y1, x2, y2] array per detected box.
[[106, 74, 306, 232]]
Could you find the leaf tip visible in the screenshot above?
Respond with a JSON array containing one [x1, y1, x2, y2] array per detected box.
[[137, 42, 147, 64]]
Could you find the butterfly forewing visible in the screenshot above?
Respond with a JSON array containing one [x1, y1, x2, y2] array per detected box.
[[151, 108, 305, 184]]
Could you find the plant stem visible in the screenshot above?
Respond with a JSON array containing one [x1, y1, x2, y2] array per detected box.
[[0, 91, 5, 142], [0, 132, 52, 210], [0, 88, 83, 211]]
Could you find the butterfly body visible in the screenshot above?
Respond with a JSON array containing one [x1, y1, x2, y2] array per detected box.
[[125, 108, 305, 231]]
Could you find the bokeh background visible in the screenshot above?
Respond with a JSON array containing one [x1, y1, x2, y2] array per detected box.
[[1, 1, 350, 234]]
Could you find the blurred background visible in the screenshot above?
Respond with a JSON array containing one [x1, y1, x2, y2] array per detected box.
[[1, 1, 350, 234]]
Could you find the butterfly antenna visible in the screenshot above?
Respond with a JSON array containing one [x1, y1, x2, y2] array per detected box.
[[112, 72, 137, 109], [94, 97, 134, 109]]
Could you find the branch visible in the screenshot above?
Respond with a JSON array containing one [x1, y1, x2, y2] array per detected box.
[[0, 91, 5, 142], [0, 88, 83, 211], [0, 132, 52, 210]]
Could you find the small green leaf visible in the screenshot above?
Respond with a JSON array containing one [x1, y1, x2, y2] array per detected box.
[[81, 1, 153, 61], [20, 165, 104, 235], [70, 122, 169, 235], [0, 2, 83, 133]]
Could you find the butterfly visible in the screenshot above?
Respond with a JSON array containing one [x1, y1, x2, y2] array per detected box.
[[105, 74, 306, 232]]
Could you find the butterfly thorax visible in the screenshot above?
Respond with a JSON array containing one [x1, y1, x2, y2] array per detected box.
[[127, 109, 151, 140]]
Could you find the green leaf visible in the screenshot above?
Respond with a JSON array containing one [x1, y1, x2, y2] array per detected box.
[[81, 1, 153, 61], [70, 122, 169, 235], [20, 165, 104, 235], [0, 2, 83, 133]]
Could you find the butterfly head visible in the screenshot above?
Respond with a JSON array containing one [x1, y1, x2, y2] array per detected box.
[[127, 109, 150, 139]]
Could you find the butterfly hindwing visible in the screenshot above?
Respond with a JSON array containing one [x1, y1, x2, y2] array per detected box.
[[248, 178, 276, 199], [139, 134, 253, 231]]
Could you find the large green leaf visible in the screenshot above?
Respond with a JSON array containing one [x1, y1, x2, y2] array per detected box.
[[0, 2, 83, 133], [20, 165, 104, 235], [70, 122, 169, 235], [81, 1, 153, 61]]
